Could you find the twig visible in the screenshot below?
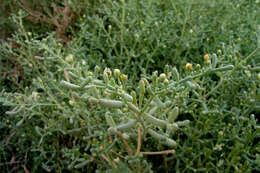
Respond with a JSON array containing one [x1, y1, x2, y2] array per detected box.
[[116, 131, 133, 156], [24, 165, 30, 173], [4, 132, 16, 147], [163, 154, 168, 173], [141, 150, 175, 155], [10, 166, 20, 173], [0, 161, 21, 166], [64, 70, 70, 83], [101, 154, 117, 169], [134, 126, 142, 156], [101, 154, 110, 163], [110, 150, 125, 159]]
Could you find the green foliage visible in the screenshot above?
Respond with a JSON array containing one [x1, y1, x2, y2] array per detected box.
[[1, 0, 260, 172], [70, 0, 260, 78]]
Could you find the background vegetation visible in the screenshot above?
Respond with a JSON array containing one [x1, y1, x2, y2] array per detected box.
[[1, 0, 260, 172]]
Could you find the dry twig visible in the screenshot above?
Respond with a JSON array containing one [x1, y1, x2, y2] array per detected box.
[[134, 126, 142, 156], [101, 154, 110, 163], [140, 149, 176, 155], [116, 131, 133, 156], [20, 0, 76, 42]]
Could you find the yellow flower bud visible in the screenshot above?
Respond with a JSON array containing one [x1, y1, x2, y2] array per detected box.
[[99, 145, 103, 151], [88, 71, 93, 76], [185, 63, 193, 70], [203, 54, 210, 61], [120, 74, 128, 83]]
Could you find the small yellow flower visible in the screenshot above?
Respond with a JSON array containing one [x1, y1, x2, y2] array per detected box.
[[104, 68, 112, 78], [99, 145, 104, 151], [88, 71, 93, 76], [185, 63, 193, 70], [120, 74, 128, 83], [203, 54, 210, 61]]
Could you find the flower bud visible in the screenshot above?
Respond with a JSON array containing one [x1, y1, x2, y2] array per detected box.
[[120, 74, 128, 83], [244, 70, 251, 78], [82, 60, 86, 65], [94, 65, 101, 74], [32, 91, 39, 101], [114, 69, 120, 78], [159, 73, 167, 81], [69, 100, 75, 106], [203, 54, 210, 61], [185, 63, 193, 70], [172, 67, 179, 81], [139, 79, 145, 94], [163, 79, 169, 85], [65, 54, 74, 62], [196, 64, 201, 70], [88, 71, 93, 76]]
